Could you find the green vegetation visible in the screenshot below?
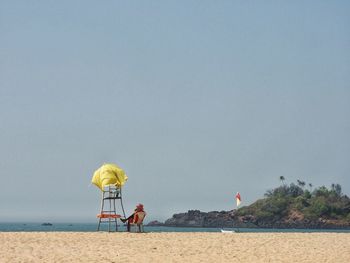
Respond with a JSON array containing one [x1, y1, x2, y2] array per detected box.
[[237, 180, 350, 224]]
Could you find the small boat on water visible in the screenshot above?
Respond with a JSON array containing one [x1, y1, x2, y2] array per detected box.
[[41, 223, 53, 226]]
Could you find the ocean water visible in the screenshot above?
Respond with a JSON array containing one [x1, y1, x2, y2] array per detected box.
[[0, 223, 349, 233]]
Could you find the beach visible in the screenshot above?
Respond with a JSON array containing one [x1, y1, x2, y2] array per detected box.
[[1, 232, 349, 262]]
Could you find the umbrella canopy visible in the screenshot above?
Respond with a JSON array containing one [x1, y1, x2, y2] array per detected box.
[[91, 163, 128, 191]]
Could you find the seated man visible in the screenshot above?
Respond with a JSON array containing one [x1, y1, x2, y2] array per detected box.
[[121, 204, 146, 232]]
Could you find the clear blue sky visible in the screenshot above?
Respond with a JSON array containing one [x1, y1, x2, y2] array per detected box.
[[1, 1, 349, 223]]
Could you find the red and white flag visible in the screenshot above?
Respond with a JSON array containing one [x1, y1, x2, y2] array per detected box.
[[235, 192, 241, 207]]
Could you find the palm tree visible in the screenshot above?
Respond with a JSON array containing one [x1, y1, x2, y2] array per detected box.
[[308, 183, 313, 191], [335, 184, 342, 197], [297, 180, 306, 189], [297, 179, 302, 187], [279, 176, 285, 186], [331, 183, 342, 197]]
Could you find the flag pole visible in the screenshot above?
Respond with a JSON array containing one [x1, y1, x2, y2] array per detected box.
[[235, 192, 241, 232]]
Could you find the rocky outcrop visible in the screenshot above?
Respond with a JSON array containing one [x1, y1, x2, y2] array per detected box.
[[164, 210, 236, 228], [152, 209, 350, 229], [151, 183, 350, 229]]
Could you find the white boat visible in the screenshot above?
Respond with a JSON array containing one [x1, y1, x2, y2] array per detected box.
[[220, 229, 236, 233]]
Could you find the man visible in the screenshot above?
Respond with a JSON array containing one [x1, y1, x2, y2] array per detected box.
[[121, 204, 146, 232]]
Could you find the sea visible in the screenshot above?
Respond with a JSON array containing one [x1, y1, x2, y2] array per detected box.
[[0, 223, 349, 233]]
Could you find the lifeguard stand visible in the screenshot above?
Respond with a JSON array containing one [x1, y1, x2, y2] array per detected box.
[[97, 185, 127, 232]]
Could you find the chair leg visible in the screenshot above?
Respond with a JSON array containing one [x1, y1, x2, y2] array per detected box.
[[97, 191, 105, 231], [97, 218, 101, 231]]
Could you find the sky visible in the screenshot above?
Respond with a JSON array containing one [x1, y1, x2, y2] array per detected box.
[[0, 1, 349, 223]]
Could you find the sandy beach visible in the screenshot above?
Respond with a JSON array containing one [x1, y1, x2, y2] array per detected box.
[[0, 232, 349, 263]]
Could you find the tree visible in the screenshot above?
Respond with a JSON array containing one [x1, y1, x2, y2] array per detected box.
[[279, 176, 285, 186], [308, 183, 313, 191], [335, 184, 342, 197], [331, 183, 342, 197], [314, 186, 329, 198], [289, 183, 304, 197], [297, 180, 305, 189]]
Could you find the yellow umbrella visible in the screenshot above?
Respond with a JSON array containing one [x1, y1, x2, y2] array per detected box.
[[91, 163, 128, 191]]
